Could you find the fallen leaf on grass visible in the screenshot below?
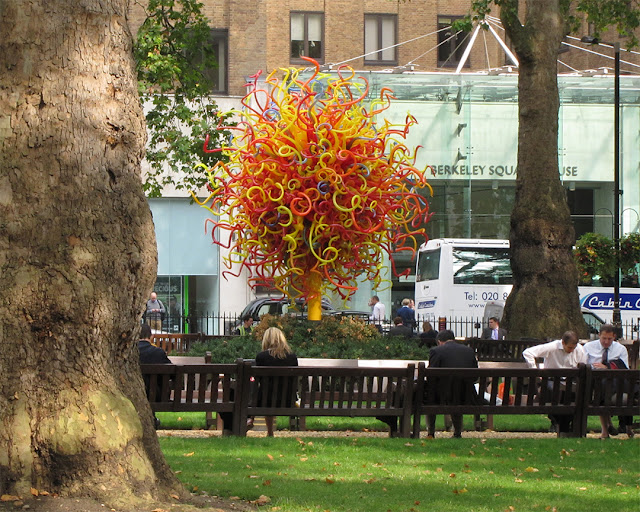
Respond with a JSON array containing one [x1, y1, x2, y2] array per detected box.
[[183, 452, 195, 457], [525, 467, 539, 473], [0, 496, 21, 502], [325, 478, 335, 484], [170, 494, 180, 500], [404, 442, 413, 447], [267, 454, 274, 460], [449, 473, 456, 478], [578, 487, 588, 491], [263, 480, 271, 486], [514, 479, 523, 483], [452, 488, 468, 494], [151, 508, 168, 512], [250, 495, 271, 506]]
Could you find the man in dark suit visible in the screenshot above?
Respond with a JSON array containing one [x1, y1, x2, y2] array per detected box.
[[427, 330, 479, 438], [481, 317, 508, 340], [388, 316, 413, 339], [395, 298, 416, 330], [138, 323, 171, 364], [138, 323, 171, 428]]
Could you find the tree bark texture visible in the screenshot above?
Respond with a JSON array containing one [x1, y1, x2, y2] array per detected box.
[[500, 0, 587, 339], [0, 0, 182, 504]]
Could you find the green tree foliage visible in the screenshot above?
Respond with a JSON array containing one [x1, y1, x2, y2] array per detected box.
[[574, 232, 640, 284], [134, 0, 231, 197], [573, 232, 616, 283], [468, 0, 639, 47]]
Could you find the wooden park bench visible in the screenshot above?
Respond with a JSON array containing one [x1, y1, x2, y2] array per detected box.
[[140, 359, 638, 438], [235, 360, 416, 437], [150, 332, 205, 355], [142, 355, 239, 431], [464, 338, 543, 362], [579, 366, 640, 436], [412, 363, 639, 438]]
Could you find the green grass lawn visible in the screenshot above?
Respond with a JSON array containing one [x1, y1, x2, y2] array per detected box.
[[160, 435, 640, 512], [156, 411, 606, 434]]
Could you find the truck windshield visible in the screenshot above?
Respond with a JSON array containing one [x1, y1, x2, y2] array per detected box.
[[453, 247, 512, 285], [416, 248, 441, 282]]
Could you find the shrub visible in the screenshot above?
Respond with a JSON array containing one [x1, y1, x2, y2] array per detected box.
[[620, 232, 640, 278], [188, 314, 431, 362], [574, 232, 640, 286], [574, 232, 615, 284]]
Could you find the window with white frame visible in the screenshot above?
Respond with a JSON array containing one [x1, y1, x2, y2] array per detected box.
[[290, 11, 324, 63], [364, 14, 397, 64], [437, 15, 469, 68]]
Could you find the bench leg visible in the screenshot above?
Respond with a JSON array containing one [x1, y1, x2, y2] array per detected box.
[[205, 411, 216, 430], [288, 416, 306, 431], [474, 414, 493, 431]]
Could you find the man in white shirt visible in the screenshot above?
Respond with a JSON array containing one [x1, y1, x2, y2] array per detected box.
[[368, 295, 386, 333], [584, 324, 630, 438], [522, 331, 585, 435], [522, 331, 586, 369]]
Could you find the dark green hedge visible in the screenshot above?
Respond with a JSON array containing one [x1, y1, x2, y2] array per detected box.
[[188, 314, 431, 363]]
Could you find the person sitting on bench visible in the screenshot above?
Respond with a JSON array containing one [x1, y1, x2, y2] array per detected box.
[[522, 331, 585, 435]]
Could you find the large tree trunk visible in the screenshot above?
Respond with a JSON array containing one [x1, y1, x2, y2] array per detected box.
[[500, 0, 587, 339], [0, 0, 182, 505]]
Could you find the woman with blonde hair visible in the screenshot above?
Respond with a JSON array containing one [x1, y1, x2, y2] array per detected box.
[[255, 327, 298, 436]]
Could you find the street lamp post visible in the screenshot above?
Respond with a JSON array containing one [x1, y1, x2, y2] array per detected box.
[[581, 36, 622, 326]]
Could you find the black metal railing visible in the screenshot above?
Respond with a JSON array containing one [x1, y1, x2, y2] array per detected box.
[[151, 312, 639, 340]]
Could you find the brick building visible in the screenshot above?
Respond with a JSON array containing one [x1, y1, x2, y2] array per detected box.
[[129, 1, 638, 97]]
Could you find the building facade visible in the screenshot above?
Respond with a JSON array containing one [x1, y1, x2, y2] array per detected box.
[[129, 2, 640, 329]]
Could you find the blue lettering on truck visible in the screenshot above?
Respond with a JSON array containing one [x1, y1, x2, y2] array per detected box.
[[581, 293, 640, 310], [418, 300, 436, 309]]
